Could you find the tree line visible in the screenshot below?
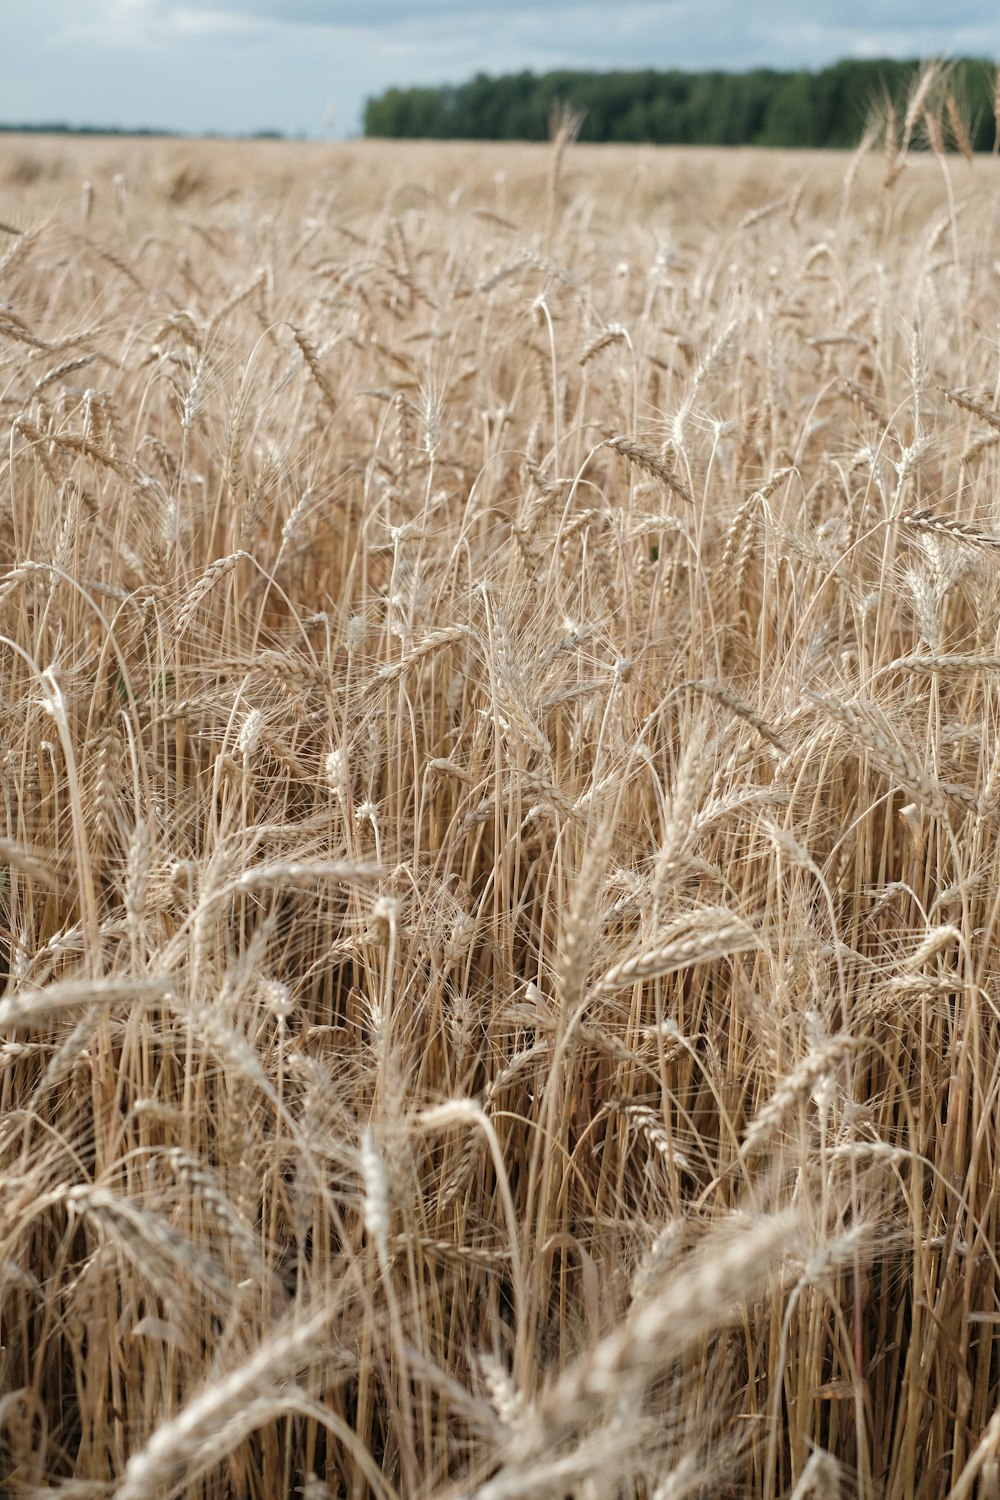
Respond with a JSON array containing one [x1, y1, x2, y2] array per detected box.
[[363, 58, 997, 150]]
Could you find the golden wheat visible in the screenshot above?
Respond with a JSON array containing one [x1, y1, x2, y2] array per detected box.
[[1, 124, 1000, 1500]]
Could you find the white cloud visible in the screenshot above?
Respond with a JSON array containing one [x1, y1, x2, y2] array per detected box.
[[168, 6, 273, 37], [56, 0, 166, 47], [56, 0, 271, 46]]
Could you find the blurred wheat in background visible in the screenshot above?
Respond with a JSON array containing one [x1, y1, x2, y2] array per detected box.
[[3, 72, 1000, 1498]]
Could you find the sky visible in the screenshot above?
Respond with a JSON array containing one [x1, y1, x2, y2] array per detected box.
[[1, 0, 997, 139]]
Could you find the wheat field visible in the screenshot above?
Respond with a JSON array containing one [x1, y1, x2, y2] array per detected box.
[[3, 111, 1000, 1500]]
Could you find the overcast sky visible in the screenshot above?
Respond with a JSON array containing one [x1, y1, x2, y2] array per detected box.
[[2, 0, 997, 139]]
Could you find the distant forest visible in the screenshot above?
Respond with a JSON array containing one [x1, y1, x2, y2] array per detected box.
[[0, 123, 176, 137], [363, 58, 998, 149]]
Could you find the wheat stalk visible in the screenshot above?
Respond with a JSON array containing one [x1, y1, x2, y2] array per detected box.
[[598, 907, 758, 992]]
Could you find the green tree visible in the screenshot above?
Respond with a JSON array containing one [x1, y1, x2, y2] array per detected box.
[[362, 58, 1000, 151]]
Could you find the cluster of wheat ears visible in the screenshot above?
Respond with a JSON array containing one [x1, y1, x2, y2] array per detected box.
[[3, 72, 1000, 1500]]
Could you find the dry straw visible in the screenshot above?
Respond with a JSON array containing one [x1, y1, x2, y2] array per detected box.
[[4, 106, 1000, 1500]]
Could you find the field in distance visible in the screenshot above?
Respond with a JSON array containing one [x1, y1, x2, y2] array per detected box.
[[2, 127, 1000, 1499]]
